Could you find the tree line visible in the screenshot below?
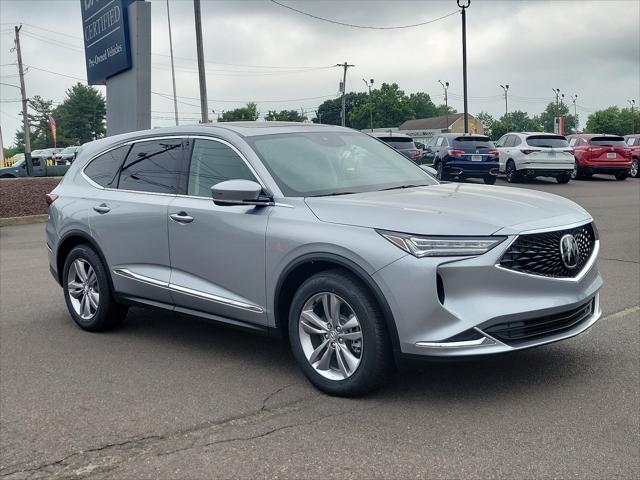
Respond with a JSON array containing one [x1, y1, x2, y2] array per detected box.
[[4, 82, 638, 158]]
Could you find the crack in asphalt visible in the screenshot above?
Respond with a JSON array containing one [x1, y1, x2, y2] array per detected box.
[[599, 256, 640, 264], [0, 385, 318, 479]]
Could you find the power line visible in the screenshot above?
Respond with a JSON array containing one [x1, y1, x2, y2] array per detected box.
[[270, 1, 459, 29]]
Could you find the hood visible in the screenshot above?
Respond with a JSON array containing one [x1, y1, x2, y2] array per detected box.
[[304, 183, 591, 236]]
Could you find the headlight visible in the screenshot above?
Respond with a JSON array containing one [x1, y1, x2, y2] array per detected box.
[[378, 230, 506, 257]]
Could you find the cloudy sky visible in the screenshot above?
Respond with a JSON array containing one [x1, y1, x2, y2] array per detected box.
[[1, 0, 639, 146]]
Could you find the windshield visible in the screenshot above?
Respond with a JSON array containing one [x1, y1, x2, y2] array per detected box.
[[247, 131, 437, 197], [452, 136, 494, 148], [590, 137, 626, 147], [526, 135, 569, 148]]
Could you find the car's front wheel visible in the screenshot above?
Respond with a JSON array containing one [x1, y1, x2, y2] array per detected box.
[[435, 161, 446, 181], [288, 270, 392, 397], [63, 245, 128, 332]]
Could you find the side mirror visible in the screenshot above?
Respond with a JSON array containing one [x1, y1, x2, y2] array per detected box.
[[420, 165, 438, 176], [211, 180, 273, 207]]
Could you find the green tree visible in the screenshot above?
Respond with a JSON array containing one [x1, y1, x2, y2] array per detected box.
[[434, 104, 457, 116], [538, 102, 577, 135], [585, 106, 640, 135], [476, 111, 495, 137], [219, 102, 259, 122], [349, 83, 414, 130], [53, 83, 106, 146], [408, 92, 439, 119], [265, 109, 306, 122], [313, 92, 367, 127], [13, 95, 55, 150]]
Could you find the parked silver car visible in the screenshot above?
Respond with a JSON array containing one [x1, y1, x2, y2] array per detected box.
[[47, 123, 603, 396]]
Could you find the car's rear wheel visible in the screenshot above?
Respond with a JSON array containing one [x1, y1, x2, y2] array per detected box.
[[631, 158, 639, 178], [483, 175, 496, 185], [556, 174, 571, 184], [505, 161, 518, 183], [288, 270, 391, 397], [63, 245, 128, 332], [615, 171, 628, 181], [435, 161, 446, 181]]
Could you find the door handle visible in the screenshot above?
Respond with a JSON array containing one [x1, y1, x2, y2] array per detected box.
[[93, 204, 110, 214], [169, 212, 194, 224]]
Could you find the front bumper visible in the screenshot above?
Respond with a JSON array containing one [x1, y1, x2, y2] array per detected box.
[[373, 229, 603, 358]]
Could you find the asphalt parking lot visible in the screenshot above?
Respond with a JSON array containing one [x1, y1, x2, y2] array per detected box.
[[1, 175, 638, 479]]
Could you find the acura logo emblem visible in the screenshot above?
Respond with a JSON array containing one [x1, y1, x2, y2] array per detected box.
[[560, 234, 579, 269]]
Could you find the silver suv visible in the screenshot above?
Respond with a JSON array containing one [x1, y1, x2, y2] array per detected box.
[[47, 123, 603, 396]]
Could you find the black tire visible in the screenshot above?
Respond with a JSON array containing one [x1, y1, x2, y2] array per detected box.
[[288, 269, 392, 397], [483, 175, 497, 185], [615, 171, 628, 181], [435, 161, 446, 181], [505, 160, 519, 183], [556, 174, 571, 184], [62, 244, 128, 332], [631, 158, 639, 178]]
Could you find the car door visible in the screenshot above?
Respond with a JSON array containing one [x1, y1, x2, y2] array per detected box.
[[167, 137, 271, 326], [86, 137, 188, 305], [495, 135, 508, 171]]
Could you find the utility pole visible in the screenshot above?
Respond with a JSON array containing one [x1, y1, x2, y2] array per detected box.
[[362, 78, 374, 132], [166, 0, 179, 125], [458, 0, 471, 134], [500, 84, 509, 118], [13, 26, 32, 175], [315, 110, 322, 124], [552, 88, 561, 109], [438, 80, 449, 132], [629, 100, 636, 134], [193, 0, 209, 123], [552, 88, 561, 134], [336, 62, 354, 127], [570, 94, 578, 133]]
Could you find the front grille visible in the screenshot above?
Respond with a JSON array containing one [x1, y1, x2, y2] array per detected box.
[[484, 299, 594, 345], [499, 223, 596, 278]]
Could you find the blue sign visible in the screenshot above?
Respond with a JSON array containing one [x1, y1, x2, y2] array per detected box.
[[80, 0, 135, 85]]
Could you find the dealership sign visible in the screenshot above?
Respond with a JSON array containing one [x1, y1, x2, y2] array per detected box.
[[80, 0, 135, 85]]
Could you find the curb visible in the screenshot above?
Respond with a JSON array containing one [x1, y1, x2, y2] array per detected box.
[[0, 214, 48, 227]]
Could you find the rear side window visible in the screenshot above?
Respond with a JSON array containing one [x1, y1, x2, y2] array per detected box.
[[627, 138, 637, 146], [119, 139, 186, 194], [84, 145, 129, 187], [526, 135, 569, 148], [187, 139, 257, 197], [452, 136, 494, 148], [379, 137, 415, 149], [590, 136, 626, 147]]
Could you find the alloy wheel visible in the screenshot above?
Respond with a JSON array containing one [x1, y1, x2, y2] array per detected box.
[[571, 163, 578, 179], [506, 162, 515, 182], [298, 292, 363, 381], [631, 159, 639, 178], [67, 259, 100, 320]]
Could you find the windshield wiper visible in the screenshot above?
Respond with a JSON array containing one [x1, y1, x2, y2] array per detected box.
[[309, 191, 359, 197], [379, 183, 429, 191]]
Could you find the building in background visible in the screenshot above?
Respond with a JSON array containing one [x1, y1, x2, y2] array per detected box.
[[399, 113, 484, 144]]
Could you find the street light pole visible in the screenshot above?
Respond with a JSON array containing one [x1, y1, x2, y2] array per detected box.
[[500, 84, 509, 119], [570, 94, 578, 133], [362, 78, 374, 132], [336, 62, 354, 127], [193, 0, 209, 123], [13, 26, 32, 175], [458, 0, 471, 134], [438, 80, 449, 133], [166, 0, 179, 125], [629, 99, 636, 134]]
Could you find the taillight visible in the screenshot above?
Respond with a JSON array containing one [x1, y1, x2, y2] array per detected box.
[[520, 149, 540, 155], [487, 149, 499, 157], [409, 149, 421, 159], [449, 149, 465, 156], [45, 193, 58, 206]]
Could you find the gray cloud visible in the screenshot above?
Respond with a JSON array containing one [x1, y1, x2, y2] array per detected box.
[[1, 0, 638, 145]]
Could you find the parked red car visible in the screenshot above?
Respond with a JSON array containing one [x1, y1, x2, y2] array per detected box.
[[624, 134, 640, 178], [567, 134, 632, 180]]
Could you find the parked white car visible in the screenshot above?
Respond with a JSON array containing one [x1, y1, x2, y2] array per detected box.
[[495, 132, 575, 184]]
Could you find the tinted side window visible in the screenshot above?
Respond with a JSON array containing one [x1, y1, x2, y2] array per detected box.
[[84, 145, 129, 187], [435, 137, 443, 147], [32, 157, 41, 167], [187, 139, 257, 197], [569, 138, 577, 147], [119, 139, 186, 194], [512, 136, 522, 147]]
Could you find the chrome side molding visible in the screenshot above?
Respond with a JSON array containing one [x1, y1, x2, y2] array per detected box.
[[113, 268, 264, 313]]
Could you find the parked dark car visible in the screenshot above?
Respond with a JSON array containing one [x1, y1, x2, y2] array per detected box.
[[567, 134, 632, 180], [431, 133, 500, 184], [369, 132, 423, 163], [624, 134, 640, 178]]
